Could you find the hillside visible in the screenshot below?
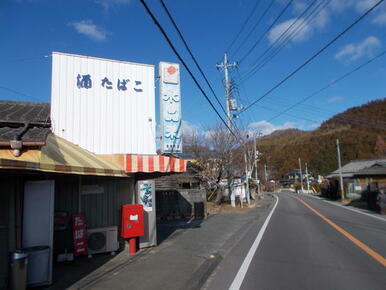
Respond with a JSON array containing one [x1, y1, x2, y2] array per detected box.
[[254, 98, 386, 179]]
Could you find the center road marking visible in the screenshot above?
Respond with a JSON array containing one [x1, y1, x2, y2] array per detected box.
[[229, 194, 279, 290], [292, 195, 386, 267]]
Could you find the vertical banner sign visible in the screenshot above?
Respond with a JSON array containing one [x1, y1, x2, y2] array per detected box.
[[139, 181, 154, 212], [159, 62, 182, 153], [72, 214, 88, 256]]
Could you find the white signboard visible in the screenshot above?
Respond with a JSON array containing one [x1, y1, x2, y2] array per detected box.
[[159, 62, 182, 153], [51, 52, 156, 155]]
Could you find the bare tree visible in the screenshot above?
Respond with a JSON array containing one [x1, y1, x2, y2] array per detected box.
[[183, 123, 237, 204]]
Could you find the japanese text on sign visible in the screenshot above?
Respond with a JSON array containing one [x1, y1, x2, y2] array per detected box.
[[76, 74, 143, 92]]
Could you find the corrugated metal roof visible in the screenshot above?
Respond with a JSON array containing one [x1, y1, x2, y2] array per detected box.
[[327, 158, 386, 178], [0, 134, 127, 177]]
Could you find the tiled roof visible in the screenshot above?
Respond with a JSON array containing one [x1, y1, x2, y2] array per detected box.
[[354, 162, 386, 176], [0, 100, 51, 143], [327, 158, 386, 178], [0, 100, 50, 123]]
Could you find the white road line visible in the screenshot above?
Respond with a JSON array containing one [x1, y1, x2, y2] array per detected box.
[[229, 195, 279, 290], [322, 199, 386, 222], [300, 193, 386, 222]]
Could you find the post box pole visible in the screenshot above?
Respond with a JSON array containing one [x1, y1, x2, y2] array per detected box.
[[129, 238, 136, 255]]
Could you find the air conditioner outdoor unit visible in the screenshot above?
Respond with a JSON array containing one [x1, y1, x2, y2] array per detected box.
[[87, 226, 119, 255]]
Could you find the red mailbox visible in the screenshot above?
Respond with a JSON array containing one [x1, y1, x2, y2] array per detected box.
[[121, 204, 144, 238], [121, 204, 144, 255]]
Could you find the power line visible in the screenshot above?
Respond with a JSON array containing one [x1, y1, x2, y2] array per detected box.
[[263, 97, 386, 128], [159, 1, 250, 143], [239, 0, 385, 114], [225, 0, 262, 55], [234, 67, 386, 131], [239, 0, 330, 84], [257, 103, 386, 131], [230, 0, 276, 59], [139, 0, 237, 138], [160, 0, 227, 118], [3, 55, 51, 63], [268, 49, 386, 122], [239, 0, 320, 82], [0, 86, 47, 103], [238, 0, 294, 64]]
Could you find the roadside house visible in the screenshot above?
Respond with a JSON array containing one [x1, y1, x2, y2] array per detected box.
[[326, 158, 386, 199]]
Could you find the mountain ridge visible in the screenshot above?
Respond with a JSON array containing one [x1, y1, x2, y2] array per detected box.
[[256, 98, 386, 178]]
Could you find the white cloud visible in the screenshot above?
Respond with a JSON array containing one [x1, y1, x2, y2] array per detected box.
[[355, 0, 379, 12], [69, 20, 107, 41], [373, 10, 386, 25], [267, 18, 312, 45], [326, 96, 344, 103], [181, 120, 199, 136], [96, 0, 131, 10], [268, 0, 386, 45], [335, 36, 381, 62], [248, 120, 296, 135]]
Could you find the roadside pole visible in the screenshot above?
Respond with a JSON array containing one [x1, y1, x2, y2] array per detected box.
[[298, 158, 304, 194], [254, 136, 259, 197], [336, 139, 345, 201], [305, 162, 310, 192], [244, 150, 250, 206], [216, 53, 237, 207]]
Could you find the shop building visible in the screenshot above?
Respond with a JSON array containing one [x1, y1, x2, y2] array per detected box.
[[0, 52, 187, 288]]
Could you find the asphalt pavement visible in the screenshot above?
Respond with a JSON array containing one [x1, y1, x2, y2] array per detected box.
[[204, 191, 386, 290], [68, 196, 274, 290]]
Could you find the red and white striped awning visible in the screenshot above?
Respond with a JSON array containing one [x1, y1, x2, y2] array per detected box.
[[125, 154, 187, 173]]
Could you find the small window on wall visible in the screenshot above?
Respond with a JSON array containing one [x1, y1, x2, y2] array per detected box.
[[182, 183, 191, 189]]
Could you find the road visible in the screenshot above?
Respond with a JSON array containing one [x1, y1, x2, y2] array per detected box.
[[204, 191, 386, 290]]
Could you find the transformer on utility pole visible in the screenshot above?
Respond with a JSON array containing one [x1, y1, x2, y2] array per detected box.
[[216, 53, 237, 128]]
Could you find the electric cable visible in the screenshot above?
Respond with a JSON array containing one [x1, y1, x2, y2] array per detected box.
[[160, 0, 227, 117], [159, 1, 251, 143], [231, 0, 276, 59], [0, 86, 47, 103], [238, 0, 294, 64], [225, 0, 262, 55], [239, 0, 385, 114], [139, 0, 237, 138], [239, 0, 321, 82], [267, 49, 386, 122], [239, 0, 330, 83]]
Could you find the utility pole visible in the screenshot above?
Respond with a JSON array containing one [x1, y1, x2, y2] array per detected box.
[[244, 151, 250, 205], [336, 139, 345, 201], [298, 158, 304, 194], [305, 162, 310, 192], [217, 53, 237, 206], [264, 164, 268, 182], [216, 53, 237, 128]]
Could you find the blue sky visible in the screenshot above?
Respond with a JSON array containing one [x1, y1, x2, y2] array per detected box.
[[1, 0, 386, 135]]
